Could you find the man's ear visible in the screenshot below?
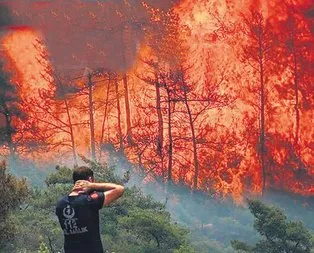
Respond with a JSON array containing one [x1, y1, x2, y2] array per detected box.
[[88, 176, 94, 182]]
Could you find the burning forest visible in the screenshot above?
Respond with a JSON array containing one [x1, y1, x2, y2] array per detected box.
[[0, 0, 313, 204]]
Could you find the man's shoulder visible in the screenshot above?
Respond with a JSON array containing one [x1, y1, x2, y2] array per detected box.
[[56, 193, 103, 209], [56, 194, 91, 206], [56, 195, 68, 208]]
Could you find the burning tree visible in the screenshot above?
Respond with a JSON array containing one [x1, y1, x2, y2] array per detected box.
[[0, 60, 43, 165], [70, 68, 116, 161], [262, 1, 314, 195], [113, 72, 125, 151], [28, 72, 82, 165], [99, 70, 117, 161], [84, 69, 98, 161], [240, 10, 277, 195], [134, 6, 234, 192], [174, 66, 231, 189], [0, 0, 313, 201], [25, 38, 88, 165], [131, 8, 186, 184], [0, 60, 20, 164], [280, 3, 314, 152]]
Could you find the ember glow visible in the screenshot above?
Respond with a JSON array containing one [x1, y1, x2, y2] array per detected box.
[[0, 0, 313, 202]]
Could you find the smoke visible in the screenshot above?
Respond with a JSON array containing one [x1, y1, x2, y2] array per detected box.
[[0, 3, 12, 28], [1, 1, 313, 246], [104, 148, 314, 247], [2, 0, 178, 72]]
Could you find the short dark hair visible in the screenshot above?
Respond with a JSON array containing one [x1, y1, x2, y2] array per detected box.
[[73, 166, 94, 183]]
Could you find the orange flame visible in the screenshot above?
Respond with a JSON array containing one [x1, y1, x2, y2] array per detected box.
[[0, 0, 313, 203]]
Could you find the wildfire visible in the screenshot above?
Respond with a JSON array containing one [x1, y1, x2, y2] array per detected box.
[[2, 27, 51, 99], [0, 0, 313, 203]]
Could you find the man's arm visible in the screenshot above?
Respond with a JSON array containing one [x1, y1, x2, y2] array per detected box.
[[73, 181, 125, 206], [91, 182, 124, 206]]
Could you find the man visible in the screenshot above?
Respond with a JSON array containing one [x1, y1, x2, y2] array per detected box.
[[56, 166, 125, 253]]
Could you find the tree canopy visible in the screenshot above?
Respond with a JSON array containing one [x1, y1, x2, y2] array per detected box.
[[231, 199, 313, 253]]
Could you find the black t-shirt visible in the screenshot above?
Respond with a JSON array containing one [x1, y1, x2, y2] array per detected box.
[[56, 192, 105, 253]]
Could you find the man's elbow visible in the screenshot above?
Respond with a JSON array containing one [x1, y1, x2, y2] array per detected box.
[[117, 185, 125, 196]]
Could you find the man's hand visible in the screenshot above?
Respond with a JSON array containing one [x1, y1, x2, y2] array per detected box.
[[72, 180, 125, 206], [72, 180, 94, 194]]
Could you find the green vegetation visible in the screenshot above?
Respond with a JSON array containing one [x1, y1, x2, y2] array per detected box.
[[1, 159, 313, 253], [231, 199, 314, 253], [0, 161, 29, 249], [1, 160, 193, 253]]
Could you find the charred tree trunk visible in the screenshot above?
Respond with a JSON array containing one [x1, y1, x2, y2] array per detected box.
[[122, 24, 133, 145], [155, 72, 165, 178], [138, 151, 142, 168], [243, 11, 271, 195], [292, 43, 300, 150], [156, 74, 164, 154], [115, 77, 124, 151], [87, 74, 96, 161], [122, 74, 133, 145], [258, 30, 266, 195], [182, 86, 199, 190], [286, 12, 301, 153], [166, 88, 173, 183], [99, 76, 111, 161], [1, 102, 16, 166], [64, 98, 77, 165]]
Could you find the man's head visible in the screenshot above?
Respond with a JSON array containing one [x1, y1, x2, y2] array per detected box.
[[73, 166, 94, 183]]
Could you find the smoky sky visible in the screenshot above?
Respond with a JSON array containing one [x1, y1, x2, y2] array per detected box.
[[1, 0, 177, 72]]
